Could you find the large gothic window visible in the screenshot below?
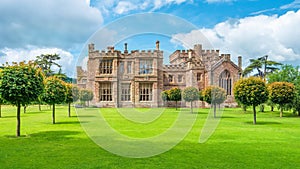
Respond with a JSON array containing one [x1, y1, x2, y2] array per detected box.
[[219, 70, 232, 95]]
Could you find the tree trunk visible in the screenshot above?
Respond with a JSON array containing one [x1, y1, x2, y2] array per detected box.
[[271, 106, 274, 112], [175, 101, 177, 110], [24, 105, 26, 114], [87, 101, 89, 107], [0, 104, 2, 118], [39, 103, 41, 111], [214, 104, 216, 118], [190, 101, 193, 113], [253, 105, 256, 125], [68, 103, 71, 117], [242, 105, 247, 112], [52, 104, 55, 124], [280, 106, 283, 118], [17, 103, 21, 136]]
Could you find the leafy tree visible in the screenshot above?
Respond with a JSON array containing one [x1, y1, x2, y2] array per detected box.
[[234, 77, 269, 124], [161, 90, 169, 106], [79, 89, 94, 107], [199, 90, 204, 101], [294, 85, 300, 116], [268, 64, 300, 116], [65, 84, 79, 117], [35, 54, 61, 77], [168, 87, 182, 110], [268, 65, 300, 83], [268, 82, 295, 117], [0, 62, 44, 136], [243, 56, 282, 79], [42, 76, 67, 124], [202, 86, 226, 118], [182, 87, 199, 113]]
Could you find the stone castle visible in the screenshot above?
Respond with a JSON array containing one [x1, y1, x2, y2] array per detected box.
[[76, 41, 242, 107]]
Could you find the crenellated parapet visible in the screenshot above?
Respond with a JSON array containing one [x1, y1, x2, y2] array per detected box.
[[201, 49, 220, 55], [88, 43, 163, 59], [163, 64, 186, 71]]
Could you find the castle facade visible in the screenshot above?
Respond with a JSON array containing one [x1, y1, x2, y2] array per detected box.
[[77, 41, 242, 107]]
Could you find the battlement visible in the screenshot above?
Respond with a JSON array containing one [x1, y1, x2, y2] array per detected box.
[[88, 43, 163, 58], [220, 54, 231, 60], [163, 64, 186, 70], [201, 49, 220, 55], [130, 49, 163, 56]]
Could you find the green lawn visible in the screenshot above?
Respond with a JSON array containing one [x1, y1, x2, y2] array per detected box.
[[0, 105, 300, 169]]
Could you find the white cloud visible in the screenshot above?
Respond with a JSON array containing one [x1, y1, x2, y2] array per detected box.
[[0, 47, 76, 77], [153, 0, 192, 10], [0, 0, 103, 49], [280, 0, 300, 10], [171, 10, 300, 67], [114, 1, 138, 14], [205, 0, 234, 3], [94, 0, 192, 15]]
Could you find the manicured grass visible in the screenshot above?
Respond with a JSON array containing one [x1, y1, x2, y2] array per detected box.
[[0, 105, 300, 168]]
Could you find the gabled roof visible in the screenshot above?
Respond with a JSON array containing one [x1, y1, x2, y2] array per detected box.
[[211, 57, 242, 72]]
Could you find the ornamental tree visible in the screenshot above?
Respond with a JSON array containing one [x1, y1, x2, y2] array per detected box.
[[182, 87, 199, 113], [65, 84, 79, 117], [0, 62, 44, 136], [161, 90, 169, 106], [202, 86, 226, 118], [168, 87, 182, 110], [42, 76, 67, 124], [79, 89, 94, 107], [234, 77, 268, 124], [268, 82, 295, 117]]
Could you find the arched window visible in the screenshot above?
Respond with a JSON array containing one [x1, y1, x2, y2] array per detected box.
[[219, 70, 232, 95]]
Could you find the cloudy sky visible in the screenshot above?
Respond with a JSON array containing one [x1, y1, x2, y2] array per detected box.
[[0, 0, 299, 76]]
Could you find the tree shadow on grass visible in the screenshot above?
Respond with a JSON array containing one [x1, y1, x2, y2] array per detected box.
[[245, 121, 281, 125], [5, 130, 81, 140], [0, 115, 15, 118], [55, 121, 87, 124], [282, 113, 300, 118], [76, 115, 96, 118], [221, 116, 236, 119], [30, 130, 81, 140]]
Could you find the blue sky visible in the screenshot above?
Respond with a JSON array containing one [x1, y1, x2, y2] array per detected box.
[[0, 0, 299, 76]]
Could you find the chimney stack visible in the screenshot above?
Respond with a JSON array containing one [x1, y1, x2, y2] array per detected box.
[[188, 50, 192, 59], [156, 40, 160, 50], [124, 43, 128, 53], [238, 56, 242, 69]]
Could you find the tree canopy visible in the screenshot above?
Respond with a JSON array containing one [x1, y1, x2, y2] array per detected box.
[[242, 56, 282, 78], [79, 89, 94, 107], [0, 62, 44, 136], [168, 87, 182, 110], [268, 82, 295, 117], [234, 77, 268, 124], [202, 86, 226, 118], [35, 54, 61, 77], [65, 84, 79, 117], [182, 87, 199, 113], [268, 64, 300, 116], [42, 76, 67, 124]]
